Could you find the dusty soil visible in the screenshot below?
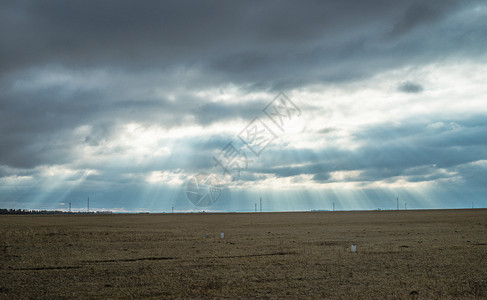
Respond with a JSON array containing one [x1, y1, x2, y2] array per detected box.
[[1, 209, 486, 299]]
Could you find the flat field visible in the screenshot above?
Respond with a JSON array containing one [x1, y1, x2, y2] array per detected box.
[[1, 209, 486, 299]]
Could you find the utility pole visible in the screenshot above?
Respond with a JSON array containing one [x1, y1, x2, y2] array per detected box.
[[69, 202, 71, 213], [87, 197, 90, 213], [260, 198, 262, 212], [255, 203, 257, 212], [333, 202, 335, 211], [172, 206, 174, 214], [396, 197, 399, 210]]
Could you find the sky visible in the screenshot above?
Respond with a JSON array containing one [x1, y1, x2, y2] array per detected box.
[[1, 0, 486, 212]]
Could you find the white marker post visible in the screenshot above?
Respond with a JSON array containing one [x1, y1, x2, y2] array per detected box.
[[351, 244, 357, 253], [220, 232, 224, 239]]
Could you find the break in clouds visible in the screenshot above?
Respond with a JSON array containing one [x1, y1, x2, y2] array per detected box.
[[0, 0, 486, 211]]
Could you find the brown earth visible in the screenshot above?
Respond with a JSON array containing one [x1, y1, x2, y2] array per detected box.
[[1, 209, 486, 299]]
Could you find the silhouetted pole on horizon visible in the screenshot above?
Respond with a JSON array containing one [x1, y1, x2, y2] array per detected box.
[[172, 206, 174, 213], [87, 197, 89, 212], [333, 202, 335, 211], [397, 197, 399, 210], [255, 203, 257, 212], [260, 198, 262, 212], [69, 202, 71, 212]]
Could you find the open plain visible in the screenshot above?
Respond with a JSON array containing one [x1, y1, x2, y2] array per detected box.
[[1, 209, 486, 299]]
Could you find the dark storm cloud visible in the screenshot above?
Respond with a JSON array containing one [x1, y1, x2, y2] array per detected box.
[[1, 0, 481, 83]]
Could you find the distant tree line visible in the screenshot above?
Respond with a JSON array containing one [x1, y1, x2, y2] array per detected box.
[[0, 209, 112, 215]]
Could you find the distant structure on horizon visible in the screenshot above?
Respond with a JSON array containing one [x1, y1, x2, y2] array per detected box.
[[0, 208, 112, 215]]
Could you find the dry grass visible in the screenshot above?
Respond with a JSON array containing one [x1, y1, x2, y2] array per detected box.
[[1, 209, 486, 299]]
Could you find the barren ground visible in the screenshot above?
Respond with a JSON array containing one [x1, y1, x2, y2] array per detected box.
[[1, 209, 486, 299]]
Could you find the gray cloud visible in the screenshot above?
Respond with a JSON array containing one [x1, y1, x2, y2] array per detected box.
[[389, 3, 443, 37], [397, 81, 424, 93]]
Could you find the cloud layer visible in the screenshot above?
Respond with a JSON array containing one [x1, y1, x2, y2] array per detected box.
[[1, 0, 486, 211]]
